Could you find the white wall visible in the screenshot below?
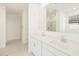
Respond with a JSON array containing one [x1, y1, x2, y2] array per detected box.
[[28, 4, 42, 52], [6, 12, 21, 41], [29, 4, 41, 34], [40, 6, 46, 31], [22, 7, 28, 44], [59, 11, 67, 32], [0, 6, 6, 48]]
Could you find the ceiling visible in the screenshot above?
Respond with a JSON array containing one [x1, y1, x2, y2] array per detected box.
[[0, 3, 79, 14], [0, 3, 28, 13], [47, 3, 79, 12]]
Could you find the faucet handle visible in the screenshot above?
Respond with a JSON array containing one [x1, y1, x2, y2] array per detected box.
[[61, 36, 67, 43]]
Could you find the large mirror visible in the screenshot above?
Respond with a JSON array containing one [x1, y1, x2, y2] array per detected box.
[[46, 7, 56, 31], [46, 4, 59, 32], [45, 3, 79, 33]]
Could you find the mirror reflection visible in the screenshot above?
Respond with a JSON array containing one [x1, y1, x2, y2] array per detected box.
[[46, 3, 79, 33]]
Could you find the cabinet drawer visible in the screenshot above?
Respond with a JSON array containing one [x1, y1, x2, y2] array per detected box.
[[42, 43, 68, 56], [42, 47, 55, 56], [42, 43, 56, 56]]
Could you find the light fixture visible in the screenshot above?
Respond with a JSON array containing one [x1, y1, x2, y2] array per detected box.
[[73, 8, 77, 10], [41, 3, 49, 7]]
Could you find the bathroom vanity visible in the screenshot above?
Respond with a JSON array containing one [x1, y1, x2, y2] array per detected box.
[[29, 32, 79, 56]]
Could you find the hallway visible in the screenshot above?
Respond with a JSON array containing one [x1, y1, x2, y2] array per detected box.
[[0, 40, 32, 56]]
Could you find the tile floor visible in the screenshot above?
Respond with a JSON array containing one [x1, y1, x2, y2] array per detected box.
[[0, 40, 33, 56]]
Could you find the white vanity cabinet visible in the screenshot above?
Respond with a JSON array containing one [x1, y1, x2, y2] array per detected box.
[[30, 35, 69, 56], [42, 42, 68, 56], [42, 43, 56, 56], [30, 36, 41, 56], [29, 33, 77, 56]]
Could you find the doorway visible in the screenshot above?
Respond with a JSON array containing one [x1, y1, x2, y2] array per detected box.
[[6, 10, 22, 44]]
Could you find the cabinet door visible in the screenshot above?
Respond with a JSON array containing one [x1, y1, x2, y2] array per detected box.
[[30, 36, 35, 54], [34, 39, 41, 56], [42, 47, 55, 56], [48, 46, 67, 56], [44, 43, 68, 56], [30, 37, 41, 56], [42, 43, 56, 56], [42, 43, 68, 56]]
